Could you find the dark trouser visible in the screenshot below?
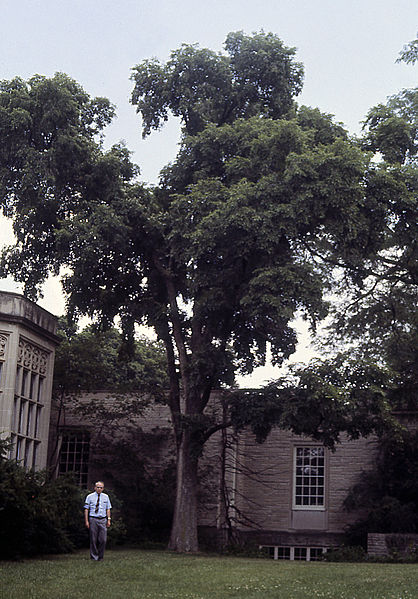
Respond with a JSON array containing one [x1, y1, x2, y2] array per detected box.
[[89, 517, 107, 560]]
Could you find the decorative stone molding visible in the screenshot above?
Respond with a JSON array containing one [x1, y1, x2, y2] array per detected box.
[[0, 333, 7, 360], [17, 339, 49, 374]]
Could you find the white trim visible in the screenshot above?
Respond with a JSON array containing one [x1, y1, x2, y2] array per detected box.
[[260, 545, 326, 561], [292, 445, 326, 511]]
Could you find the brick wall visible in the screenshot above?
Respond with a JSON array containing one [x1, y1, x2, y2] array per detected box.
[[216, 427, 378, 536], [47, 390, 416, 550]]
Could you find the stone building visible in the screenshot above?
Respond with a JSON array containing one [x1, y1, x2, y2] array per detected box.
[[0, 291, 59, 470], [2, 291, 415, 559], [48, 390, 391, 558], [199, 426, 379, 558]]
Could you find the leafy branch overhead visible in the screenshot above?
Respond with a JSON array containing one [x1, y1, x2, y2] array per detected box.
[[228, 357, 397, 448]]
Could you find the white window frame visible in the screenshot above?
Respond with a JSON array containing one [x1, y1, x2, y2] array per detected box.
[[293, 445, 326, 510], [260, 545, 326, 561]]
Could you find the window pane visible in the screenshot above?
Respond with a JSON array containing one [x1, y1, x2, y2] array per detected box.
[[16, 437, 23, 461], [18, 401, 26, 434], [294, 446, 325, 508], [310, 548, 324, 561], [15, 366, 21, 394], [32, 442, 39, 469], [294, 547, 307, 560], [26, 403, 34, 437], [34, 406, 42, 438], [29, 373, 37, 399], [12, 397, 18, 432], [59, 431, 90, 487], [21, 370, 28, 397], [277, 547, 290, 560], [24, 440, 32, 468], [38, 377, 44, 403], [9, 435, 16, 459]]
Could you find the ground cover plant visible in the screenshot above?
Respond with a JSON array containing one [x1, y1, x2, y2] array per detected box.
[[1, 549, 417, 599]]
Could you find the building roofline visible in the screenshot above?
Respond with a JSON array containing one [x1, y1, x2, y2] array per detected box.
[[0, 290, 60, 345]]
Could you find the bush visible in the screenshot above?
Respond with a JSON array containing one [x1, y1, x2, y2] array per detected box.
[[0, 440, 84, 559], [344, 430, 418, 547], [323, 545, 366, 562], [386, 534, 418, 560]]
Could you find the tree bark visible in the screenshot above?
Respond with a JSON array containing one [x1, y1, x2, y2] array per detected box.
[[168, 429, 199, 552]]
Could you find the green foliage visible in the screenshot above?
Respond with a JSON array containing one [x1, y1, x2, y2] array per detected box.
[[0, 73, 136, 298], [397, 36, 418, 65], [362, 94, 418, 163], [344, 429, 418, 545], [0, 439, 84, 559], [385, 534, 418, 560], [229, 356, 396, 447], [131, 30, 304, 137], [91, 434, 176, 543], [323, 545, 366, 562], [53, 318, 168, 397], [2, 33, 414, 552], [330, 77, 418, 413], [51, 321, 173, 544]]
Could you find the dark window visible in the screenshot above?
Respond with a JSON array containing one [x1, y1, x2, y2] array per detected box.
[[58, 431, 90, 487], [294, 547, 307, 560]]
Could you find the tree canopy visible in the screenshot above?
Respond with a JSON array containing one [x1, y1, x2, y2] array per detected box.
[[0, 72, 135, 298], [53, 319, 168, 397], [326, 83, 418, 411], [131, 31, 304, 137], [397, 35, 418, 65]]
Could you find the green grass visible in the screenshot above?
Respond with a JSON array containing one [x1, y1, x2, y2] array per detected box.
[[1, 549, 417, 599]]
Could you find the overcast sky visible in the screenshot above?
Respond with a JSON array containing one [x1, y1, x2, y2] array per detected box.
[[0, 0, 417, 384]]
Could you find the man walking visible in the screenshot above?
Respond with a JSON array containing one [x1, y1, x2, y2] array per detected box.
[[84, 481, 112, 560]]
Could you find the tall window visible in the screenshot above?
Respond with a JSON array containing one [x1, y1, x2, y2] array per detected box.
[[58, 430, 90, 487], [293, 446, 325, 509], [10, 339, 49, 469]]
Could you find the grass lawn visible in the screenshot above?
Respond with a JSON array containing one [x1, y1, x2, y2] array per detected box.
[[1, 548, 417, 599]]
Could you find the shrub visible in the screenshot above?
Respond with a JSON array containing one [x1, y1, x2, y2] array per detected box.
[[386, 533, 418, 560], [323, 545, 366, 562], [344, 430, 418, 548], [0, 440, 84, 559]]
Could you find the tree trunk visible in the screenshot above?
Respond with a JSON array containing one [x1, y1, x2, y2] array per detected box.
[[168, 429, 199, 552]]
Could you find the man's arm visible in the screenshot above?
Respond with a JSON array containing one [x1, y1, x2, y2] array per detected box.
[[106, 507, 111, 528], [84, 507, 90, 529]]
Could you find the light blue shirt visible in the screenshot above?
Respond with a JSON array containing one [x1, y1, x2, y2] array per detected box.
[[84, 491, 112, 518]]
